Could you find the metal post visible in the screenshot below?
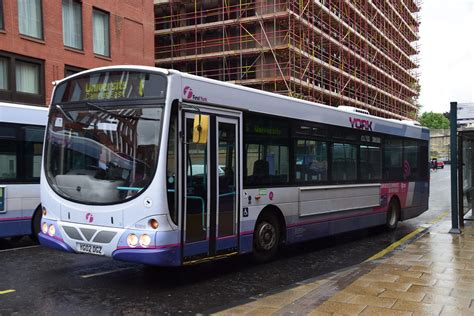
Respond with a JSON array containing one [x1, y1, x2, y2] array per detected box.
[[450, 101, 461, 234]]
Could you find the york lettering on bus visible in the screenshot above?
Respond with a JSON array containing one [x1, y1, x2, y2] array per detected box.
[[349, 117, 373, 131]]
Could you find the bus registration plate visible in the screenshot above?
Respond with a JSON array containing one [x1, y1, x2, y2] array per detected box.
[[76, 243, 104, 256]]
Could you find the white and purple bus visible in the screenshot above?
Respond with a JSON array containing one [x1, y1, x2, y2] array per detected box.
[[39, 66, 429, 265], [0, 102, 47, 239]]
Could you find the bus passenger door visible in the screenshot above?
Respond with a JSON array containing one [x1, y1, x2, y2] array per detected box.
[[183, 112, 210, 261], [182, 111, 240, 263], [214, 117, 239, 255]]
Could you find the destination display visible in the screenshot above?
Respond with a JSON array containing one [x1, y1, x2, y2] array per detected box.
[[53, 71, 167, 103]]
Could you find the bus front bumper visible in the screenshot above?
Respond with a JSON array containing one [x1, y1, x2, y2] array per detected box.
[[39, 233, 75, 253], [112, 246, 181, 266]]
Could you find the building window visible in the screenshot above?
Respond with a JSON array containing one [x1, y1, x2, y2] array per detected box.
[[0, 0, 4, 30], [62, 0, 82, 49], [93, 9, 109, 56], [16, 61, 40, 94], [64, 65, 86, 78], [0, 53, 44, 105], [0, 57, 8, 90], [17, 0, 43, 39]]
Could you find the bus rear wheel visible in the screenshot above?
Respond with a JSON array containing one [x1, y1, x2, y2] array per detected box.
[[385, 199, 400, 231], [252, 213, 280, 263]]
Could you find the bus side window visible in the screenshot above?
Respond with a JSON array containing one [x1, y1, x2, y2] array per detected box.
[[23, 126, 45, 181], [244, 143, 289, 186], [243, 114, 290, 186], [331, 143, 357, 181], [403, 140, 418, 180], [0, 125, 18, 181], [295, 139, 328, 182], [418, 141, 429, 179], [383, 138, 403, 180], [359, 144, 381, 181]]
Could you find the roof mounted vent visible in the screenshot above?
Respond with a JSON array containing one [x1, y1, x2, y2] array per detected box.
[[401, 120, 422, 126], [337, 105, 370, 115]]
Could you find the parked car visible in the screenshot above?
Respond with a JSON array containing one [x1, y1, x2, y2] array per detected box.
[[437, 161, 445, 169]]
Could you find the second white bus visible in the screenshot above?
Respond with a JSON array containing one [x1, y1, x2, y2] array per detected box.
[[0, 102, 47, 239]]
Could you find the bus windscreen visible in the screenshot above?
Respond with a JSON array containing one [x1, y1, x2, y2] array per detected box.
[[53, 71, 167, 103]]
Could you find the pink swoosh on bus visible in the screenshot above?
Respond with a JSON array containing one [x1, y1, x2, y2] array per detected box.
[[239, 230, 254, 236], [216, 234, 237, 240], [0, 216, 32, 222]]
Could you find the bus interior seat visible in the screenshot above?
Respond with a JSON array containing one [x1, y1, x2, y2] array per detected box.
[[253, 159, 269, 179]]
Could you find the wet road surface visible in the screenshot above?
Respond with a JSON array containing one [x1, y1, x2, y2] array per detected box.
[[0, 168, 450, 315]]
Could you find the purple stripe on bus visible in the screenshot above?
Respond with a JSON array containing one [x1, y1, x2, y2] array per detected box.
[[0, 216, 32, 222]]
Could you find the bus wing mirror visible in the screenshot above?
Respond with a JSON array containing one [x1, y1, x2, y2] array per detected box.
[[192, 114, 209, 144]]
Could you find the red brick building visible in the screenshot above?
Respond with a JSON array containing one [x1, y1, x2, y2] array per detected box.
[[0, 0, 155, 107]]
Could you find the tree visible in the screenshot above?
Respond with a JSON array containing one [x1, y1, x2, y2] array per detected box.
[[418, 112, 450, 129]]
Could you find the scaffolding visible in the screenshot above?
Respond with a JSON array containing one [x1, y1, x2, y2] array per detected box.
[[154, 0, 421, 119]]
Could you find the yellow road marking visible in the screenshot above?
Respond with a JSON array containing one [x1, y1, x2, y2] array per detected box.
[[0, 289, 15, 295], [367, 211, 450, 262]]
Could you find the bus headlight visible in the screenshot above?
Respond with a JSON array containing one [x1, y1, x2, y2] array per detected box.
[[127, 234, 138, 247], [48, 224, 56, 237], [139, 234, 151, 247], [42, 222, 48, 234], [42, 206, 47, 216]]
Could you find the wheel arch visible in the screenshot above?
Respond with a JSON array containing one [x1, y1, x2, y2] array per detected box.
[[256, 205, 287, 244], [389, 195, 401, 207], [388, 195, 401, 216]]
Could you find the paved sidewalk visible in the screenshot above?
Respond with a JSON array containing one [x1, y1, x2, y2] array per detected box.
[[215, 217, 474, 315]]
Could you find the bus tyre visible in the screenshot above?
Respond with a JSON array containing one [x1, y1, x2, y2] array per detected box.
[[31, 206, 42, 240], [252, 213, 280, 263], [385, 200, 400, 231]]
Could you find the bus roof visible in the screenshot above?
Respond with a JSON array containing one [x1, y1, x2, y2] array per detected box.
[[174, 69, 429, 141], [54, 65, 429, 141], [0, 102, 48, 126]]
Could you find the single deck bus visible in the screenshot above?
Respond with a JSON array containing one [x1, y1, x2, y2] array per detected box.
[[39, 66, 429, 265], [0, 102, 47, 239]]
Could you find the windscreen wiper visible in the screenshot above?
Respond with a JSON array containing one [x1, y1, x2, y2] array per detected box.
[[85, 102, 160, 121], [55, 104, 75, 122]]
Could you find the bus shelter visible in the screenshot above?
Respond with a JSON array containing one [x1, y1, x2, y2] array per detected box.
[[451, 102, 474, 233]]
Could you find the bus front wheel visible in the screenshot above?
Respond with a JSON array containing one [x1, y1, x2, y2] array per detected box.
[[385, 199, 400, 231], [252, 213, 280, 263], [31, 205, 42, 240]]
